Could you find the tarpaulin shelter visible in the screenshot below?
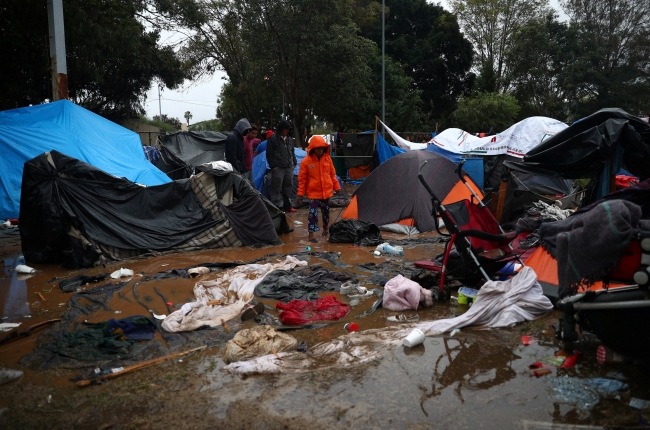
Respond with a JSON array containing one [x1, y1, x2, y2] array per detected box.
[[341, 151, 483, 232], [0, 100, 170, 219], [20, 151, 287, 268], [156, 131, 228, 180], [505, 108, 650, 203]]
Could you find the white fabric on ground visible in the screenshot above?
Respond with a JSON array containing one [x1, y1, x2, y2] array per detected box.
[[162, 256, 307, 332], [224, 267, 552, 375], [415, 266, 552, 335]]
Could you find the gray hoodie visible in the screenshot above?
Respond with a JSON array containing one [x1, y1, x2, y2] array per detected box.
[[225, 118, 251, 173]]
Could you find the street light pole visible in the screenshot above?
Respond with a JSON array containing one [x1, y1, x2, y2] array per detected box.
[[381, 0, 385, 129], [158, 84, 162, 120]]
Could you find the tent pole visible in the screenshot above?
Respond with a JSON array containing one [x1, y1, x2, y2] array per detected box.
[[381, 0, 385, 130]]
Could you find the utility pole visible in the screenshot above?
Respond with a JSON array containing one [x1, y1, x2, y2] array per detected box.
[[47, 0, 68, 101], [158, 84, 162, 120], [381, 0, 385, 129]]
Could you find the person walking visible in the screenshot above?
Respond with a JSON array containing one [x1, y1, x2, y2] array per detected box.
[[266, 120, 297, 212], [225, 118, 251, 174], [296, 136, 341, 242]]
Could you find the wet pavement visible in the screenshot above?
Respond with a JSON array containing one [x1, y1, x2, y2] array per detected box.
[[0, 208, 648, 429]]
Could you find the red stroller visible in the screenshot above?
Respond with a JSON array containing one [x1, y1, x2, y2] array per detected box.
[[414, 160, 525, 299]]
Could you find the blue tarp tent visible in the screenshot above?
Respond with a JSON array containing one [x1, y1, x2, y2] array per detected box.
[[377, 132, 405, 164], [252, 148, 306, 193], [0, 100, 171, 218]]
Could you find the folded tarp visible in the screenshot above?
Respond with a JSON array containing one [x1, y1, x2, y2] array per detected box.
[[20, 151, 282, 268]]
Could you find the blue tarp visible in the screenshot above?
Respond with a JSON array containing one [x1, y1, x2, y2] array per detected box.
[[0, 100, 171, 218], [252, 147, 307, 192], [425, 143, 463, 164], [377, 133, 405, 164]]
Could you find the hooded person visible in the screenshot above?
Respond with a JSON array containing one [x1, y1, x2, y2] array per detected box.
[[266, 120, 297, 212], [225, 118, 251, 173], [297, 135, 341, 242]]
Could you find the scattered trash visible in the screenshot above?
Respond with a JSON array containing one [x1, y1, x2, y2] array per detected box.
[[76, 346, 207, 387], [403, 328, 425, 348], [530, 368, 552, 378], [387, 314, 419, 323], [596, 344, 625, 364], [110, 268, 134, 279], [47, 394, 52, 404], [15, 265, 36, 274], [373, 250, 381, 256], [383, 275, 432, 310], [277, 296, 349, 325], [340, 281, 363, 295], [347, 288, 374, 299], [114, 311, 122, 314], [457, 287, 478, 305], [222, 326, 297, 364], [530, 351, 582, 369], [294, 220, 303, 226], [241, 303, 265, 322], [0, 368, 24, 386], [375, 242, 404, 256], [0, 323, 21, 332], [305, 246, 312, 252], [521, 335, 537, 345], [0, 319, 60, 346], [344, 322, 359, 332], [151, 313, 166, 320], [188, 267, 210, 277], [297, 341, 308, 352], [549, 376, 629, 411], [449, 328, 461, 337], [630, 398, 650, 410]]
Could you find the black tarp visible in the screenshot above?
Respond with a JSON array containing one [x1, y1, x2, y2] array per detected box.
[[484, 155, 574, 195], [342, 132, 374, 168], [505, 109, 650, 180], [20, 151, 282, 266], [156, 131, 228, 179], [329, 219, 382, 246]]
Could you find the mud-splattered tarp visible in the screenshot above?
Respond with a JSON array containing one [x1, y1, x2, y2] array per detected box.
[[254, 266, 352, 302]]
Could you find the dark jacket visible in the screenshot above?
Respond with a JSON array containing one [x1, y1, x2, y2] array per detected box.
[[266, 120, 297, 169], [225, 118, 251, 173]]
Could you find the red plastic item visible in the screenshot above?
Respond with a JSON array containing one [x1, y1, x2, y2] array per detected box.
[[277, 296, 350, 325], [521, 335, 536, 345], [166, 302, 173, 306], [344, 322, 359, 332]]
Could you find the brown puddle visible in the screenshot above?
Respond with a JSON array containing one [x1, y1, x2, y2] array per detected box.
[[0, 208, 648, 429]]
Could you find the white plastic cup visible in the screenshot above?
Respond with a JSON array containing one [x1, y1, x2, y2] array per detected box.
[[15, 265, 36, 274], [403, 328, 425, 348]]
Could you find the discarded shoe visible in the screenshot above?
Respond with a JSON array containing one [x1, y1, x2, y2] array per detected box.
[[348, 289, 374, 299], [340, 281, 364, 295], [387, 314, 420, 323], [241, 302, 265, 321]]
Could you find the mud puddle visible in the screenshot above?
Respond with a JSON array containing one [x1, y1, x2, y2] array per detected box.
[[0, 208, 648, 429]]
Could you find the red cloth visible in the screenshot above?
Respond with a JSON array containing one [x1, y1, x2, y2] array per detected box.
[[243, 137, 260, 171], [276, 296, 350, 325]]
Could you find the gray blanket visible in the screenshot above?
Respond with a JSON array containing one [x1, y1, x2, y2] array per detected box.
[[539, 200, 650, 295]]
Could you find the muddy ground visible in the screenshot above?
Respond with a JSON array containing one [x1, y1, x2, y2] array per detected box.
[[0, 206, 648, 429]]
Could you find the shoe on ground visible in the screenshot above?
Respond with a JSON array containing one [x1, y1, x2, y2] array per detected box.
[[387, 314, 420, 323]]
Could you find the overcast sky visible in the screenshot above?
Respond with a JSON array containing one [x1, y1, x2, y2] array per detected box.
[[144, 0, 567, 125]]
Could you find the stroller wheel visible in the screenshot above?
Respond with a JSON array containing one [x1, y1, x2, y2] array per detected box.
[[431, 286, 450, 302]]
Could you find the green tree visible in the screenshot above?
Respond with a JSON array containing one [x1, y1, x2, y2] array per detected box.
[[449, 0, 550, 92], [184, 111, 193, 125], [561, 0, 650, 116], [152, 114, 182, 130], [505, 13, 597, 121], [183, 0, 376, 146], [0, 0, 188, 120], [189, 119, 223, 131], [450, 92, 520, 132], [361, 0, 475, 122]]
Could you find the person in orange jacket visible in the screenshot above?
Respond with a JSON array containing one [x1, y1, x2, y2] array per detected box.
[[297, 136, 341, 243]]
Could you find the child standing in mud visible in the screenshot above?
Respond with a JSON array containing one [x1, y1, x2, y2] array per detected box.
[[296, 136, 341, 243]]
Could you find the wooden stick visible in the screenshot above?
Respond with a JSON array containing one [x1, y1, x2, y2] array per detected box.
[[0, 319, 61, 346], [37, 292, 46, 301], [76, 345, 207, 387], [206, 300, 221, 306]]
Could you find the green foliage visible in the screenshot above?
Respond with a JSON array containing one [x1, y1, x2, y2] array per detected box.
[[152, 114, 182, 130], [451, 92, 520, 132], [361, 0, 475, 121], [0, 0, 188, 120], [189, 119, 223, 132], [139, 116, 178, 132]]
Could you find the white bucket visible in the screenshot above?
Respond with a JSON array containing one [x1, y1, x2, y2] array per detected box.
[[403, 328, 425, 348], [15, 265, 36, 274]]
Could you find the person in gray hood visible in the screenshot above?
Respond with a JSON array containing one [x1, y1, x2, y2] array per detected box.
[[225, 118, 251, 173], [266, 120, 297, 212]]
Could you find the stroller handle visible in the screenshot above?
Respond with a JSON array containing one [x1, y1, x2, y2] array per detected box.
[[418, 160, 440, 201], [457, 159, 467, 183]]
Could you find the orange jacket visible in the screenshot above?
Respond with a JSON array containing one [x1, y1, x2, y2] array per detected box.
[[297, 136, 341, 200]]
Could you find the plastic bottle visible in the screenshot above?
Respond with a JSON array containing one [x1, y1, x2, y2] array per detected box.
[[377, 243, 404, 256]]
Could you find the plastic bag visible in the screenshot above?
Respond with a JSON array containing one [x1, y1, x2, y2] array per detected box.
[[328, 219, 382, 247]]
